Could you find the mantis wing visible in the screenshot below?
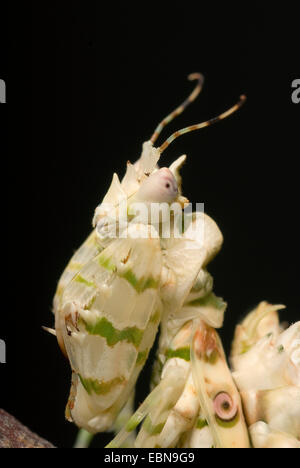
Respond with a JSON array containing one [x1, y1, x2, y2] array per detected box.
[[56, 229, 163, 433]]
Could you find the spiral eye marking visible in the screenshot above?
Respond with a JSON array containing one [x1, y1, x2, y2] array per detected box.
[[213, 392, 238, 421], [165, 183, 170, 188]]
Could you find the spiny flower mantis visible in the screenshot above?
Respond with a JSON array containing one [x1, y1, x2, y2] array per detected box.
[[50, 73, 246, 436]]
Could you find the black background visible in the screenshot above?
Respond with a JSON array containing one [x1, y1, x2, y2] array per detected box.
[[1, 2, 299, 448]]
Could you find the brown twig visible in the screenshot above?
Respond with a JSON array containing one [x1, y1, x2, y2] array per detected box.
[[0, 409, 55, 448]]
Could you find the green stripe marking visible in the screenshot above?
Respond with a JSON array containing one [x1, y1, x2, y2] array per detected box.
[[144, 416, 166, 435], [75, 275, 96, 288], [79, 375, 125, 395], [149, 308, 161, 324], [120, 270, 159, 293], [165, 346, 190, 361], [98, 255, 117, 272], [125, 414, 144, 432], [98, 255, 159, 293], [136, 349, 149, 366], [196, 418, 208, 429], [188, 292, 226, 310], [81, 316, 144, 348]]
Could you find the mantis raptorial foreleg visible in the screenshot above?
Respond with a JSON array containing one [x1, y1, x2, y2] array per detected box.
[[108, 313, 250, 448]]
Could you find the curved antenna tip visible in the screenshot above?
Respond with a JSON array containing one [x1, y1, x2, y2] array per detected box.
[[159, 93, 247, 154], [150, 72, 205, 144], [188, 72, 205, 84]]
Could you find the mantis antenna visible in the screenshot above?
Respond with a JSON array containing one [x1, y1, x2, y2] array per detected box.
[[159, 94, 246, 154], [150, 73, 204, 144]]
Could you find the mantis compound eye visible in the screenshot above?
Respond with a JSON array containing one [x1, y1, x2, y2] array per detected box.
[[137, 167, 178, 203], [213, 392, 238, 421]]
